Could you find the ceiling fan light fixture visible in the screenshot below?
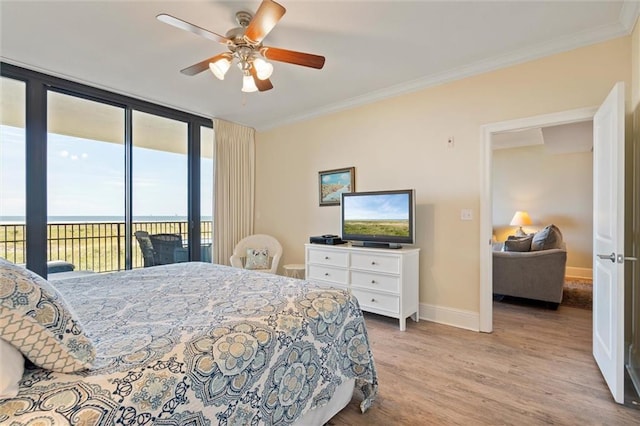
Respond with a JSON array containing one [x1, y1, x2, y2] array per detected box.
[[253, 57, 273, 80], [241, 73, 259, 93], [160, 0, 325, 93], [209, 56, 231, 80]]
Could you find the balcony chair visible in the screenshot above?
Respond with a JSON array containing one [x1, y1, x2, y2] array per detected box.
[[134, 231, 157, 267], [149, 233, 188, 265], [230, 234, 283, 274]]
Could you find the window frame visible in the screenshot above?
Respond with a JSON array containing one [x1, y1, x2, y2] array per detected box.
[[1, 62, 213, 277]]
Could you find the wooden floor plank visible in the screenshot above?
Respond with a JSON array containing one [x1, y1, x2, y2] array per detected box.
[[329, 302, 640, 425]]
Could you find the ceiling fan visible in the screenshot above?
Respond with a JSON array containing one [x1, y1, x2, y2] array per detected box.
[[157, 0, 325, 93]]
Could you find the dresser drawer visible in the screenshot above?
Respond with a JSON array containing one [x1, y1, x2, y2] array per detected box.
[[307, 248, 349, 267], [307, 264, 349, 285], [305, 244, 419, 331], [351, 270, 400, 293], [351, 252, 400, 274], [352, 289, 399, 315]]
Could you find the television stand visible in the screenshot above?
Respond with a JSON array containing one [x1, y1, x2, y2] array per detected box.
[[351, 241, 403, 249], [305, 244, 420, 331]]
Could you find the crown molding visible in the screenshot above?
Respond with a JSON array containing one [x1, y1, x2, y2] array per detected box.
[[619, 0, 640, 32], [257, 13, 632, 132]]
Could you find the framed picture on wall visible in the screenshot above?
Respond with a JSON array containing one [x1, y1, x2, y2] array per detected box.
[[318, 167, 355, 206]]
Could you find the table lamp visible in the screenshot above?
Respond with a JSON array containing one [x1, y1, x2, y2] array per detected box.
[[510, 211, 532, 237]]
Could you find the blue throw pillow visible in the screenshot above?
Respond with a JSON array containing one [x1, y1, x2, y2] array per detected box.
[[504, 235, 533, 252], [531, 224, 563, 251]]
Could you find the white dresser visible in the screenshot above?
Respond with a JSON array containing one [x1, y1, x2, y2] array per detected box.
[[305, 243, 420, 331]]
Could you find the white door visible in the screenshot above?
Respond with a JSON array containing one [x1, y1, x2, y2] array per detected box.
[[593, 82, 625, 404]]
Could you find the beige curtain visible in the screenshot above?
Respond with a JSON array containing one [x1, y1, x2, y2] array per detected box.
[[213, 118, 255, 265]]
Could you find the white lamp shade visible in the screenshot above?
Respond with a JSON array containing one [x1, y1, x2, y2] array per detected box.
[[253, 57, 273, 80], [241, 74, 258, 93], [510, 211, 532, 226], [209, 57, 231, 80]]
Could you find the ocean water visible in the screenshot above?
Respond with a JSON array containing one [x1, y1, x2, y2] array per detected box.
[[0, 216, 213, 224]]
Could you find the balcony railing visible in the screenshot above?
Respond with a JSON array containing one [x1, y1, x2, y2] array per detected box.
[[0, 221, 212, 273]]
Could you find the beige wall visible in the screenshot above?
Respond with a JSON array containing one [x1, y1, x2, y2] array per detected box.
[[255, 36, 631, 315], [492, 145, 592, 271]]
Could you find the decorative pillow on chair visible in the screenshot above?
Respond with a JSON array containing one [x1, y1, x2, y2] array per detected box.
[[245, 248, 269, 270], [0, 257, 96, 373], [531, 224, 563, 251], [504, 235, 533, 252]]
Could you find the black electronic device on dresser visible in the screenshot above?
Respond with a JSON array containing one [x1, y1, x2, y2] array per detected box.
[[309, 234, 346, 245]]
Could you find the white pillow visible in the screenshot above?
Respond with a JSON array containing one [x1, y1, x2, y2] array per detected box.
[[0, 337, 24, 398]]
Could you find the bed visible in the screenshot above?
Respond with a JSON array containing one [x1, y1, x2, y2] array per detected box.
[[0, 260, 377, 425]]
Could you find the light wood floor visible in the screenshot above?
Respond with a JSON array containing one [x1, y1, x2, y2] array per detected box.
[[329, 302, 640, 425]]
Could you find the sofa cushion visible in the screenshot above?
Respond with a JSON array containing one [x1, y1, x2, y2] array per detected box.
[[47, 260, 75, 274], [531, 224, 563, 251], [504, 235, 533, 252]]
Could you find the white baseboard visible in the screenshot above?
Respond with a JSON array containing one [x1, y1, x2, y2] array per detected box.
[[566, 267, 593, 279], [419, 303, 480, 332]]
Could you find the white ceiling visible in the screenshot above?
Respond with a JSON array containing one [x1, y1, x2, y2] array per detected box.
[[492, 121, 593, 154], [1, 1, 638, 131]]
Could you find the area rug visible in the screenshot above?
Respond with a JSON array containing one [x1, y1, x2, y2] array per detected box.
[[562, 278, 592, 310]]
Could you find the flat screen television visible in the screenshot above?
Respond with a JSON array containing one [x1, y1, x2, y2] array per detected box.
[[341, 189, 415, 249]]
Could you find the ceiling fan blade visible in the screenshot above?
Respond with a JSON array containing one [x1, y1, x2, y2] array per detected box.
[[244, 0, 286, 44], [157, 14, 230, 44], [180, 53, 229, 76], [250, 67, 274, 92], [261, 47, 325, 69]]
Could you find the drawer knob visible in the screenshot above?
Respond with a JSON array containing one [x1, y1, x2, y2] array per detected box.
[[371, 298, 377, 302], [371, 280, 376, 284], [371, 261, 376, 265], [325, 256, 329, 260], [324, 272, 329, 276]]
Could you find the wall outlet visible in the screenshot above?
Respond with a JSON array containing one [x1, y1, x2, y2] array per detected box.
[[461, 209, 473, 221]]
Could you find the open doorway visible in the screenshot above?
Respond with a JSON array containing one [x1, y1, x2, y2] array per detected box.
[[491, 121, 594, 311], [479, 95, 640, 408], [479, 107, 597, 332]]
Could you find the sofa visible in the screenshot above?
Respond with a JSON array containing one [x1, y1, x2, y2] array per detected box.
[[493, 224, 567, 308]]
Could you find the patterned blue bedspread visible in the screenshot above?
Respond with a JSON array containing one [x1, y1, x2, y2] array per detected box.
[[0, 262, 377, 425]]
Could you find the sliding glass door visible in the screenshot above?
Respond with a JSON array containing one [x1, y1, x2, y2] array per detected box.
[[0, 77, 26, 264], [1, 62, 213, 277], [47, 91, 125, 274], [200, 126, 214, 262], [132, 111, 188, 267]]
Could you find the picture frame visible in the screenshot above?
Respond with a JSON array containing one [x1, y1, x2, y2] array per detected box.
[[318, 167, 355, 206]]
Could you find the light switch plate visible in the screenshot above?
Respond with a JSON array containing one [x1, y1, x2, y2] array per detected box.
[[461, 209, 473, 221]]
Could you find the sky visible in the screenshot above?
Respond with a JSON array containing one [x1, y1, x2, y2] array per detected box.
[[343, 193, 410, 220], [322, 171, 351, 186], [0, 125, 213, 218]]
